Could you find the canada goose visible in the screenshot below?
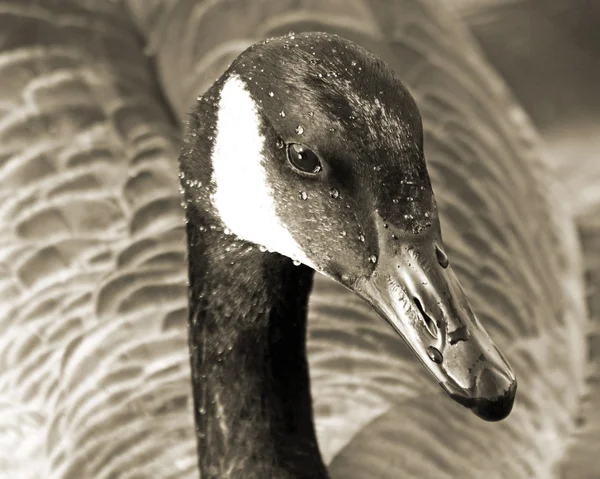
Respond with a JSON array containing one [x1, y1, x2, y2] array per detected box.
[[180, 31, 517, 477], [0, 1, 588, 478]]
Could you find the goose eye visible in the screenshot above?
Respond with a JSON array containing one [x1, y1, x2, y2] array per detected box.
[[287, 143, 322, 174]]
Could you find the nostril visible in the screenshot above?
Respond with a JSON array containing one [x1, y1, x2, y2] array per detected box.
[[414, 297, 437, 338]]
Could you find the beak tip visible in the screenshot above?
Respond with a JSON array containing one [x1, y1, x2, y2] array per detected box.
[[469, 379, 517, 422], [447, 378, 517, 422]]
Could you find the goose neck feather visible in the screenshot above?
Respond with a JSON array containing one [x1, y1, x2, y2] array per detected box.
[[186, 223, 328, 478]]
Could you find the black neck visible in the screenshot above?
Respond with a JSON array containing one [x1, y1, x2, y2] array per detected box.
[[185, 216, 329, 478]]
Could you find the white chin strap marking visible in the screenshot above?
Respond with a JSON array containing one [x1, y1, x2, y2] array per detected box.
[[210, 74, 314, 268]]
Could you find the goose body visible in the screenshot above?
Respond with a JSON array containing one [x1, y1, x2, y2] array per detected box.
[[0, 1, 588, 478]]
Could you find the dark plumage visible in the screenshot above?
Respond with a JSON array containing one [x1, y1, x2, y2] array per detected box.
[[180, 32, 516, 478]]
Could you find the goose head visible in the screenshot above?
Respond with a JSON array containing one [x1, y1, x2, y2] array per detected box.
[[181, 32, 516, 422]]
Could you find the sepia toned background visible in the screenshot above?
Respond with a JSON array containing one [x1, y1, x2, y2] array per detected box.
[[0, 0, 598, 477]]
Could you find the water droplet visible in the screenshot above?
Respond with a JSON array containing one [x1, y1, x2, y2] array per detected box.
[[296, 125, 304, 134], [268, 91, 274, 97], [275, 138, 284, 149], [383, 223, 388, 228], [199, 407, 206, 414], [426, 346, 443, 364], [373, 165, 381, 171], [199, 226, 206, 232], [280, 111, 286, 117], [293, 260, 301, 266], [299, 191, 308, 200], [340, 231, 347, 237], [392, 198, 399, 204], [259, 245, 267, 252], [369, 255, 377, 264], [329, 188, 339, 198], [425, 212, 430, 218], [351, 60, 357, 66], [308, 111, 314, 117], [358, 234, 365, 242], [435, 245, 449, 268], [224, 228, 231, 235]]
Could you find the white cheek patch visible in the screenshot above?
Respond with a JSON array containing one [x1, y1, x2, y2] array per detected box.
[[211, 75, 315, 268]]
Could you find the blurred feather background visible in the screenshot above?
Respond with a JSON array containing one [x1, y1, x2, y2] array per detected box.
[[0, 0, 597, 477]]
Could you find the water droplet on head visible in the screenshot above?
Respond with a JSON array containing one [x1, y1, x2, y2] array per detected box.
[[358, 234, 365, 242], [308, 111, 314, 117], [383, 223, 388, 228], [329, 188, 339, 198], [275, 138, 284, 149], [299, 191, 308, 200], [296, 125, 304, 135], [293, 260, 301, 266], [259, 245, 267, 252], [340, 230, 347, 237], [351, 60, 357, 66], [435, 245, 449, 268], [369, 255, 377, 264], [392, 198, 399, 204], [425, 212, 430, 218], [426, 346, 443, 364], [268, 91, 274, 97], [280, 111, 286, 117]]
